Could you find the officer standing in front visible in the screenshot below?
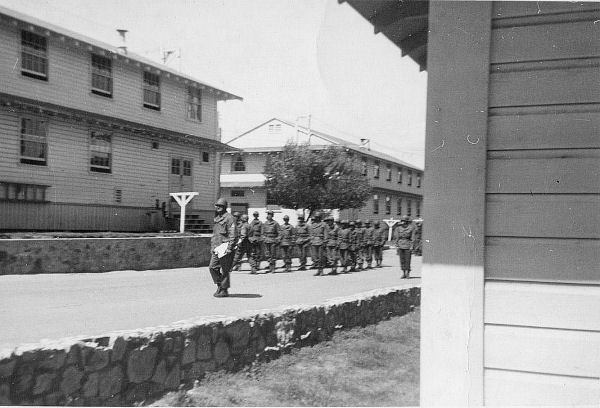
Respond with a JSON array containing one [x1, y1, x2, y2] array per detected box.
[[394, 215, 416, 278], [309, 212, 326, 276], [279, 215, 294, 272], [209, 198, 237, 298], [262, 210, 281, 273], [247, 211, 263, 274], [295, 215, 310, 270]]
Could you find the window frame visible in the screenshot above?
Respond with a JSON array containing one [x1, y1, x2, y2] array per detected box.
[[373, 161, 380, 179], [143, 71, 161, 110], [89, 129, 112, 173], [231, 189, 245, 197], [202, 151, 210, 163], [397, 198, 402, 216], [416, 201, 421, 217], [182, 159, 192, 177], [21, 30, 48, 81], [407, 170, 413, 186], [232, 154, 246, 172], [407, 199, 412, 216], [186, 87, 202, 122], [171, 158, 181, 175], [397, 167, 403, 184], [386, 164, 392, 181], [0, 181, 48, 202], [361, 158, 368, 176], [19, 115, 48, 166], [417, 173, 422, 188], [385, 196, 391, 215], [373, 195, 379, 215], [91, 54, 113, 97]]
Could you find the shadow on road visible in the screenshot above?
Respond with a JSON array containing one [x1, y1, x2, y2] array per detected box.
[[228, 293, 262, 298]]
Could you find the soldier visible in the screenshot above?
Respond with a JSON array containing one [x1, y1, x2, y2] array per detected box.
[[412, 219, 423, 256], [324, 216, 339, 275], [262, 210, 280, 273], [295, 215, 310, 270], [209, 198, 237, 298], [354, 219, 365, 270], [337, 220, 351, 273], [247, 211, 263, 274], [372, 220, 386, 267], [363, 219, 375, 269], [232, 214, 250, 271], [279, 215, 294, 272], [347, 221, 358, 272], [308, 212, 326, 276], [393, 215, 416, 278]]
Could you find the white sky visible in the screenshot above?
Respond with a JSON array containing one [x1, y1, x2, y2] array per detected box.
[[0, 0, 427, 167]]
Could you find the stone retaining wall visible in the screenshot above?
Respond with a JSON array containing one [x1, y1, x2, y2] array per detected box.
[[0, 286, 420, 406], [0, 236, 212, 275]]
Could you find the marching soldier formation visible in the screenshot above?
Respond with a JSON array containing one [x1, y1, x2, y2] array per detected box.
[[210, 200, 422, 290]]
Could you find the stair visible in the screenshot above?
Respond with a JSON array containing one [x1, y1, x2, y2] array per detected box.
[[171, 213, 212, 234]]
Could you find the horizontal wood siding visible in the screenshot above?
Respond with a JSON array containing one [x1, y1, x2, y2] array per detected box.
[[0, 23, 219, 139], [483, 3, 600, 404]]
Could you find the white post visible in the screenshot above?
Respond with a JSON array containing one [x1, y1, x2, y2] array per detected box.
[[383, 217, 399, 242], [169, 192, 199, 233]]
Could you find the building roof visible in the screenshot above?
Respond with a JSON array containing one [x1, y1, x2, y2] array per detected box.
[[0, 5, 242, 101], [220, 173, 266, 188], [226, 117, 423, 171], [341, 0, 429, 71]]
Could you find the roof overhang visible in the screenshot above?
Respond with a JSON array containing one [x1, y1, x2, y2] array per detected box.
[[220, 173, 266, 188], [340, 0, 429, 71]]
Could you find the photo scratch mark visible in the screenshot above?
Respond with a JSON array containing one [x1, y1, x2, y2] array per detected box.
[[466, 135, 479, 145], [431, 139, 445, 153], [13, 58, 18, 71]]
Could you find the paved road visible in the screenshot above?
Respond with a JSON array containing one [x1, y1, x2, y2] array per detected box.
[[0, 249, 420, 350]]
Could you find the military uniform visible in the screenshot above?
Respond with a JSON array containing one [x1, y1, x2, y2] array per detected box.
[[324, 218, 339, 275], [309, 215, 326, 276], [372, 221, 386, 267], [412, 221, 423, 256], [279, 216, 294, 272], [348, 222, 358, 271], [337, 221, 351, 272], [394, 217, 416, 278], [247, 213, 263, 273], [363, 220, 375, 269], [262, 212, 281, 273], [232, 216, 250, 271], [209, 199, 237, 297], [354, 220, 365, 270], [295, 217, 310, 270]]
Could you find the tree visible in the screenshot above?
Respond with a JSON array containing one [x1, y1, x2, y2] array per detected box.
[[263, 142, 372, 219]]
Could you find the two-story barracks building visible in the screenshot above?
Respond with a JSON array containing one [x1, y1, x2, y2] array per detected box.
[[0, 6, 241, 232], [220, 118, 423, 225]]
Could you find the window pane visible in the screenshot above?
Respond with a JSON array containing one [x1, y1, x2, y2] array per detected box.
[[183, 160, 191, 176], [171, 159, 180, 174], [21, 31, 48, 78], [20, 117, 47, 164], [90, 131, 112, 172]]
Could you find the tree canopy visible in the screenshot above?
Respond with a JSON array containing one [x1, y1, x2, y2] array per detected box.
[[263, 143, 372, 218]]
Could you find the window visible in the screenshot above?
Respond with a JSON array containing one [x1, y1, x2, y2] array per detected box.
[[152, 142, 159, 149], [416, 201, 421, 217], [21, 30, 47, 80], [361, 158, 367, 176], [231, 190, 245, 197], [202, 152, 210, 163], [397, 198, 402, 215], [397, 167, 403, 184], [374, 161, 380, 179], [407, 170, 413, 186], [268, 123, 281, 133], [89, 131, 112, 173], [266, 189, 278, 205], [232, 155, 246, 172], [143, 71, 161, 110], [0, 182, 47, 202], [186, 87, 202, 121], [407, 199, 412, 216], [182, 160, 192, 176], [417, 173, 422, 188], [91, 54, 112, 97], [20, 117, 47, 165], [385, 196, 391, 215], [171, 158, 180, 175], [386, 165, 392, 181], [373, 195, 379, 214]]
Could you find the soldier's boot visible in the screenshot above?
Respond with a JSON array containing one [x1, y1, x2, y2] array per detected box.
[[250, 268, 257, 275], [313, 268, 323, 276], [269, 263, 275, 273], [232, 264, 240, 271], [406, 270, 410, 279], [285, 264, 292, 272], [329, 267, 338, 275]]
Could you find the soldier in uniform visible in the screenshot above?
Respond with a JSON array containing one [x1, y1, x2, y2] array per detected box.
[[372, 220, 385, 267], [262, 210, 280, 273], [279, 215, 294, 272], [324, 216, 339, 275], [295, 215, 310, 270], [209, 198, 237, 298], [354, 219, 365, 270], [337, 220, 351, 273], [348, 221, 358, 272], [232, 214, 250, 271], [412, 219, 423, 256], [309, 212, 326, 276], [363, 219, 375, 269], [393, 215, 416, 278], [247, 211, 263, 274]]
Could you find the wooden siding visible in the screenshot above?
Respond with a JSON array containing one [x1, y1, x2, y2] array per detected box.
[[483, 3, 600, 404], [0, 22, 219, 139], [0, 108, 218, 219]]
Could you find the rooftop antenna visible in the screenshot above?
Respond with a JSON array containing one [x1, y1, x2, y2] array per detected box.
[[161, 48, 176, 65], [116, 29, 128, 55]]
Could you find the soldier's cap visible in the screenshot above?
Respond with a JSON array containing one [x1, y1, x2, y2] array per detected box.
[[240, 214, 249, 221], [232, 211, 240, 217], [326, 216, 334, 222], [349, 221, 355, 226], [252, 211, 259, 216], [364, 219, 371, 225], [297, 215, 304, 220], [214, 198, 228, 207], [355, 219, 362, 224], [401, 215, 410, 222], [283, 215, 289, 220], [266, 210, 274, 215], [341, 219, 349, 224]]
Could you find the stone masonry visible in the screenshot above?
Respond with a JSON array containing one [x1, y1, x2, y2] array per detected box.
[[0, 286, 419, 406]]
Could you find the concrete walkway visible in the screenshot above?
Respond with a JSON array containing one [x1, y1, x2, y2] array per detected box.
[[0, 249, 420, 350]]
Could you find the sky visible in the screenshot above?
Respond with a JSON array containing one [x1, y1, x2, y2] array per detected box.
[[0, 0, 427, 167]]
